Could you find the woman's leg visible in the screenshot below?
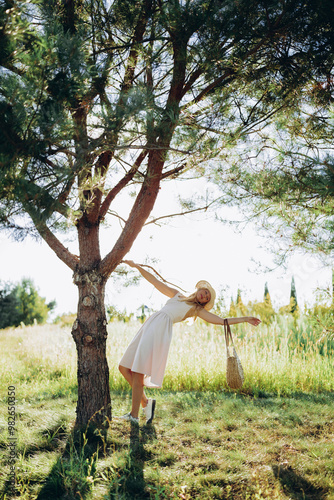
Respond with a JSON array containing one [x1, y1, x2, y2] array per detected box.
[[131, 372, 145, 418], [119, 365, 148, 408]]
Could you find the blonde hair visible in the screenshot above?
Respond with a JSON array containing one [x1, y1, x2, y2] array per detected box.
[[126, 263, 209, 320], [179, 292, 205, 320]]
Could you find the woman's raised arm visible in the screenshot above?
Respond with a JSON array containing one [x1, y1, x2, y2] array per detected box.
[[197, 308, 261, 327], [123, 260, 179, 298]]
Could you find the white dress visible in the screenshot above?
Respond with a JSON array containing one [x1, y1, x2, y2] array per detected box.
[[119, 293, 193, 387]]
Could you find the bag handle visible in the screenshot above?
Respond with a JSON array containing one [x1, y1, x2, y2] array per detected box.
[[224, 319, 234, 348]]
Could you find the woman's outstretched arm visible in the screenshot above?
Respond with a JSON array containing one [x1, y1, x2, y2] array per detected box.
[[123, 260, 179, 298], [197, 308, 261, 327]]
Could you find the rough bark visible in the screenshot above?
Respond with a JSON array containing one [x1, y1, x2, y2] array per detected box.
[[72, 268, 111, 428], [71, 215, 112, 428]]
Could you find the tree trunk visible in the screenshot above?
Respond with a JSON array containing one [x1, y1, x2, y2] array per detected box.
[[71, 268, 111, 428]]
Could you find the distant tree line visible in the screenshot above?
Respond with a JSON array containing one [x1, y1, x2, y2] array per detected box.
[[106, 304, 153, 324], [104, 275, 332, 327], [55, 304, 151, 328], [226, 277, 299, 326], [0, 278, 56, 329]]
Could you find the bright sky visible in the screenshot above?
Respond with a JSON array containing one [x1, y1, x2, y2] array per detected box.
[[0, 178, 332, 317]]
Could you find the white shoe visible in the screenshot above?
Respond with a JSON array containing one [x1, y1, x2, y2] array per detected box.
[[143, 399, 156, 424], [119, 412, 139, 425]]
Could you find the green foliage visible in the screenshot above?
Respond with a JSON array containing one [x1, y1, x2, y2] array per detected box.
[[212, 96, 334, 260], [106, 305, 134, 323], [277, 278, 300, 320], [250, 300, 276, 326], [0, 278, 55, 328], [53, 312, 77, 328], [205, 0, 334, 261], [106, 304, 152, 324], [226, 280, 311, 327], [305, 298, 334, 354], [211, 291, 228, 317], [0, 0, 332, 243], [228, 286, 276, 326], [136, 304, 154, 324], [228, 289, 248, 318], [236, 288, 248, 316], [0, 282, 18, 329]]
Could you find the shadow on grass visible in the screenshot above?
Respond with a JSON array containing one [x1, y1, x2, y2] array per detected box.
[[0, 420, 75, 500], [20, 423, 69, 458], [248, 390, 334, 404], [36, 425, 105, 500], [272, 464, 328, 500], [106, 422, 157, 499], [0, 416, 157, 500], [160, 389, 334, 405]]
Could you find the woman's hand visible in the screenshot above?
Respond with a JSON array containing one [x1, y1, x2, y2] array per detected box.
[[247, 317, 261, 326]]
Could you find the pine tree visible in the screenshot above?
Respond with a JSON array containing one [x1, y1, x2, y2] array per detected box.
[[0, 0, 331, 427], [0, 284, 18, 330], [0, 279, 55, 328], [210, 0, 334, 260]]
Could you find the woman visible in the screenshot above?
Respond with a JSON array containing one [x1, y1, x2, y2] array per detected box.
[[118, 260, 261, 425]]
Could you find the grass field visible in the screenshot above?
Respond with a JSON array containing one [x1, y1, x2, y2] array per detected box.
[[0, 317, 333, 499]]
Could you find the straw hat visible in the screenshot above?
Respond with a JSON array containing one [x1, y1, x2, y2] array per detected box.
[[195, 280, 216, 311]]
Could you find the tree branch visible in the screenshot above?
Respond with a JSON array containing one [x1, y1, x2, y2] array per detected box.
[[107, 210, 127, 226], [57, 174, 76, 206], [161, 163, 185, 180], [181, 30, 278, 111], [181, 69, 235, 111], [99, 148, 148, 221], [99, 18, 191, 277], [87, 0, 153, 216], [16, 178, 71, 219], [23, 202, 79, 271], [100, 150, 165, 278], [180, 38, 235, 99], [144, 198, 219, 226]]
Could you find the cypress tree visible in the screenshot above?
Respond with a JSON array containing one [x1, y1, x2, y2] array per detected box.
[[264, 282, 272, 306], [290, 276, 298, 314], [236, 289, 248, 316], [229, 297, 237, 318]]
